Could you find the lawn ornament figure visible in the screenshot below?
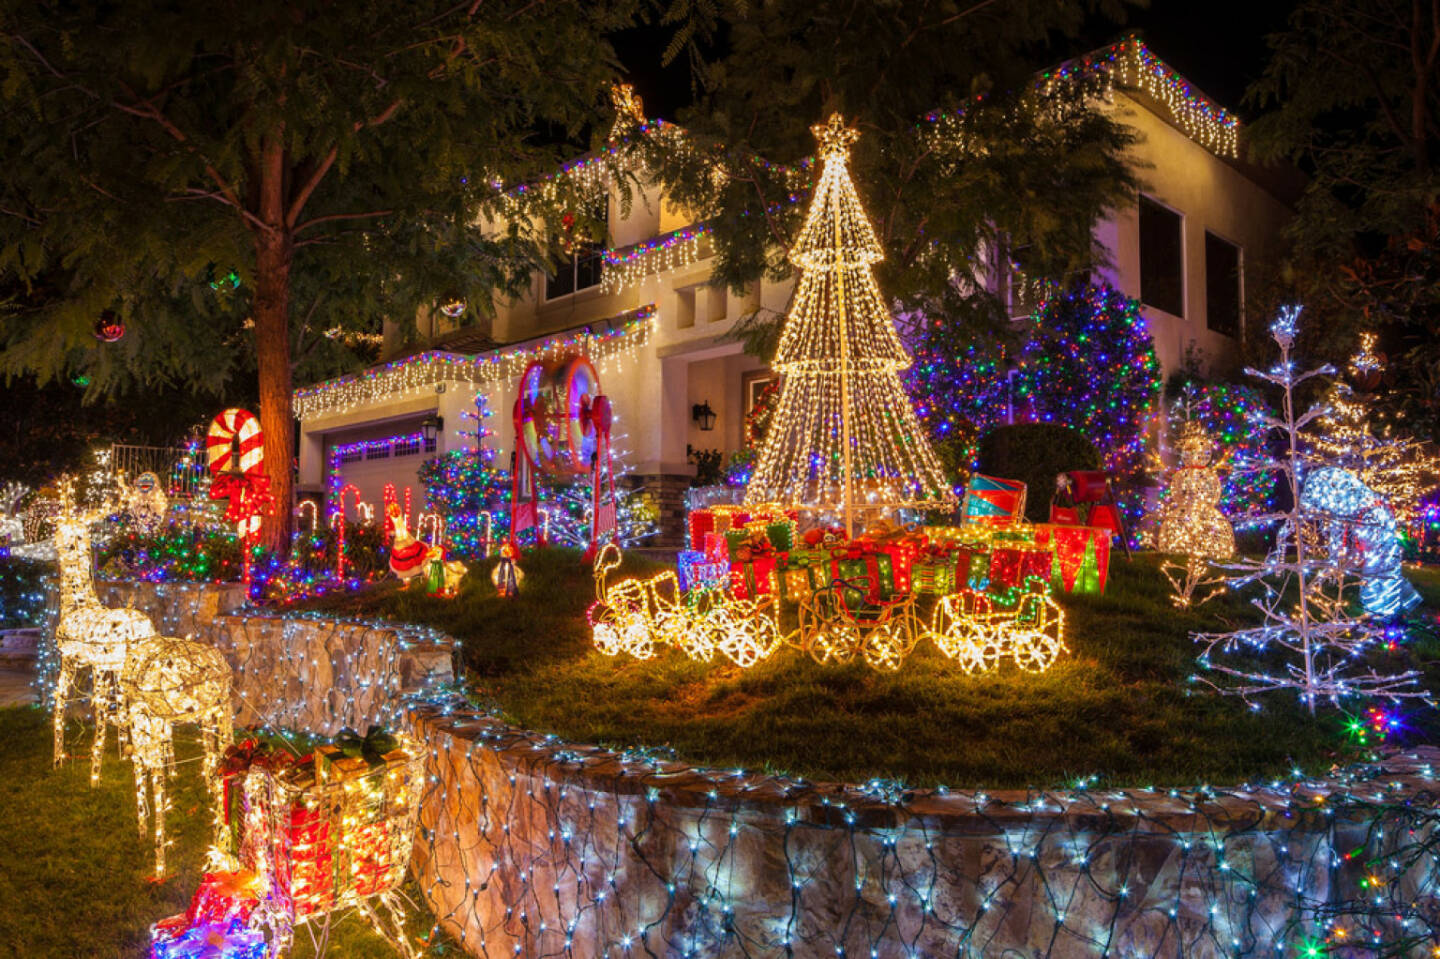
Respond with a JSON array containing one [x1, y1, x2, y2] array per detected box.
[[121, 635, 233, 879], [1299, 465, 1421, 618], [424, 544, 468, 598], [51, 478, 159, 779], [511, 354, 616, 560], [386, 504, 428, 587], [1156, 421, 1234, 607], [120, 471, 169, 535], [491, 541, 523, 598]]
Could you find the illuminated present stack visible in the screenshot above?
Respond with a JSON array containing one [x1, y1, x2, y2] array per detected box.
[[744, 114, 956, 536], [218, 731, 425, 956]]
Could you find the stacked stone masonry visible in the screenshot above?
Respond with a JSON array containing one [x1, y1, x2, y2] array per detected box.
[[95, 581, 455, 736], [410, 703, 1440, 959]]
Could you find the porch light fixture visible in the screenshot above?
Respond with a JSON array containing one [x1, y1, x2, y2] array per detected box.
[[692, 401, 717, 432], [421, 414, 445, 444]]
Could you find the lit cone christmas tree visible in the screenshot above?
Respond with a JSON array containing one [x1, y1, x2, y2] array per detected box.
[[745, 114, 955, 535]]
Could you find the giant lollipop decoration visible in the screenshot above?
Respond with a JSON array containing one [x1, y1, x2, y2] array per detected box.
[[510, 354, 616, 559], [206, 408, 273, 582]]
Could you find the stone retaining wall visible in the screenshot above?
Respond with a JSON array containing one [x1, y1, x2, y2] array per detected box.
[[410, 702, 1440, 958], [94, 581, 455, 736]]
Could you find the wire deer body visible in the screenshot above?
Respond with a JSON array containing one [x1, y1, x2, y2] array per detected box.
[[52, 480, 158, 780], [52, 477, 234, 877]]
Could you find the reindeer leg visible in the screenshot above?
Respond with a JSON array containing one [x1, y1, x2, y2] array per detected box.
[[52, 660, 74, 767], [89, 669, 110, 786], [133, 738, 149, 841], [152, 759, 167, 880]]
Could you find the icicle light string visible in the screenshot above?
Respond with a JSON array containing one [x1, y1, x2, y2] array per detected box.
[[294, 308, 654, 421]]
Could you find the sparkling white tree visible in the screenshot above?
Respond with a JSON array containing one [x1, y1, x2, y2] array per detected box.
[[1192, 307, 1427, 714], [745, 114, 955, 535]]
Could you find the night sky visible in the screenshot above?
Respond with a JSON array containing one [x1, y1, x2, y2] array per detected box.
[[613, 0, 1296, 125]]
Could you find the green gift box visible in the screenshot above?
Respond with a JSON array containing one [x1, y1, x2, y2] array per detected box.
[[913, 559, 957, 595], [764, 521, 794, 552], [835, 553, 894, 606]]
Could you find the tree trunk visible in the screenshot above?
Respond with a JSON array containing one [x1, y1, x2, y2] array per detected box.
[[253, 231, 295, 553], [253, 131, 295, 554]]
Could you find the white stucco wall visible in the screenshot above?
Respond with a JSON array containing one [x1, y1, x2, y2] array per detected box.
[[1095, 93, 1293, 377]]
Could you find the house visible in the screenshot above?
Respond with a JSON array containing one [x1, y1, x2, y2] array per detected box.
[[293, 40, 1296, 545]]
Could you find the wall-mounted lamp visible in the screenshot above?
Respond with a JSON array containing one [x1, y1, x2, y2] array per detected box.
[[421, 414, 445, 444], [691, 401, 717, 432]]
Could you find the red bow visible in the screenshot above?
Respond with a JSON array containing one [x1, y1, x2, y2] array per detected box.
[[210, 471, 273, 525]]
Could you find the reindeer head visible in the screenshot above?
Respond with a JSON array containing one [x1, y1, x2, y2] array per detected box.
[[53, 475, 118, 562]]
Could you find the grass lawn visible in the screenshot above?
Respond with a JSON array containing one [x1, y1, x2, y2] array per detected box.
[[303, 548, 1440, 790], [0, 707, 453, 958]]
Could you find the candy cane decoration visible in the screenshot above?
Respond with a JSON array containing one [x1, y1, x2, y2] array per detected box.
[[205, 408, 272, 583], [296, 500, 319, 536], [417, 512, 445, 546], [335, 484, 364, 579], [479, 511, 494, 558]]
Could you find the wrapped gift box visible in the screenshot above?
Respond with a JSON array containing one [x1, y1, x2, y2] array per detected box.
[[913, 557, 957, 595], [729, 553, 777, 600], [1035, 523, 1111, 594], [149, 919, 267, 959], [231, 730, 423, 922]]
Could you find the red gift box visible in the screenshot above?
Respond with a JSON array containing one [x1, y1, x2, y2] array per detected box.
[[729, 553, 777, 600]]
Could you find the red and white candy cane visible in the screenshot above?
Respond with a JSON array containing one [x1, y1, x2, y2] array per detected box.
[[206, 407, 272, 581], [206, 408, 264, 477], [334, 484, 364, 579]]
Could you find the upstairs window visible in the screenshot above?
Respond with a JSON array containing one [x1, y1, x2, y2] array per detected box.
[[545, 201, 607, 300], [1204, 232, 1242, 337], [1138, 195, 1184, 317]]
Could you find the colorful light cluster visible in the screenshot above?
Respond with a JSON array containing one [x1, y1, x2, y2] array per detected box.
[[294, 307, 654, 420], [599, 224, 711, 292], [1014, 283, 1160, 483], [745, 114, 956, 533]]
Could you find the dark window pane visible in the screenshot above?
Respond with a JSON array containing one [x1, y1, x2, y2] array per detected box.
[[1204, 232, 1241, 337], [575, 245, 604, 292], [545, 256, 576, 299], [1139, 196, 1184, 317]]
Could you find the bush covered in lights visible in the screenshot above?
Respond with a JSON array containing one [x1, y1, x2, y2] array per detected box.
[[419, 449, 660, 559], [97, 526, 243, 583], [1014, 283, 1160, 477]]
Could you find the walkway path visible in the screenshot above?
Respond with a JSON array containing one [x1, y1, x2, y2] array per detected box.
[[0, 665, 36, 706]]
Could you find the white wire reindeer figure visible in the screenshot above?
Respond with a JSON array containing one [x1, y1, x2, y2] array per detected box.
[[51, 477, 158, 781]]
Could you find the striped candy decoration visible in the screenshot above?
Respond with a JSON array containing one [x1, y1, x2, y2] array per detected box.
[[206, 408, 264, 476]]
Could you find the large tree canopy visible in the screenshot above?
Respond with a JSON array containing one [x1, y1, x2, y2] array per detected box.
[[1245, 0, 1440, 432], [0, 0, 639, 547], [627, 0, 1142, 356]]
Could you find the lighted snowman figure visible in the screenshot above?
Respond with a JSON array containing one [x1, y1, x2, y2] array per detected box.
[[1157, 420, 1234, 559]]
